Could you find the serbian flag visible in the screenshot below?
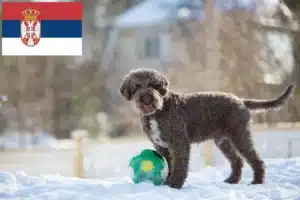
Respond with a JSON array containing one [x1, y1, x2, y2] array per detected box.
[[2, 2, 82, 56]]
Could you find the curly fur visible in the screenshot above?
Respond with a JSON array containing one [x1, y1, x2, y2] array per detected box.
[[120, 68, 294, 189]]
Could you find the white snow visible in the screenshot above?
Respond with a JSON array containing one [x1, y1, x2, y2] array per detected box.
[[0, 157, 300, 200], [0, 131, 58, 150]]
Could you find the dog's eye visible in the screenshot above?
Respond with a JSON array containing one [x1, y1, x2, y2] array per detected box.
[[132, 84, 141, 94], [151, 84, 161, 90]]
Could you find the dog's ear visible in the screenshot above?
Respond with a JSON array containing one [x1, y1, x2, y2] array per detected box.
[[157, 75, 169, 96], [120, 78, 132, 101]]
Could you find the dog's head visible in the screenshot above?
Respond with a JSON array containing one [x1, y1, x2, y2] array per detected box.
[[120, 68, 169, 116]]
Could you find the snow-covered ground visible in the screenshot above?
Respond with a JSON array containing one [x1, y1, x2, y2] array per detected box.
[[0, 129, 299, 199], [0, 157, 300, 200]]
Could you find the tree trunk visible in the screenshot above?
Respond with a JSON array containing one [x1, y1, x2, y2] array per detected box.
[[291, 33, 300, 91], [280, 1, 300, 121], [282, 1, 300, 91]]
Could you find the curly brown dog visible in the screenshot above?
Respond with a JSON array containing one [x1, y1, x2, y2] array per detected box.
[[119, 68, 294, 189]]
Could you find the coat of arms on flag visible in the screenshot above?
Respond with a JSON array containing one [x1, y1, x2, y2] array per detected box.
[[2, 2, 82, 56], [21, 9, 41, 47]]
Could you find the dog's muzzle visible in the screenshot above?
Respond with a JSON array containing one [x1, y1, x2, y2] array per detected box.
[[140, 93, 153, 105], [137, 92, 157, 114]]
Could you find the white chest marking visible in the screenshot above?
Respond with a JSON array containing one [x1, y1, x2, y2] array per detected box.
[[149, 119, 168, 148]]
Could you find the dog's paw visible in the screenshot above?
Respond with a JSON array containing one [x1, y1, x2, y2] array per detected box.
[[224, 176, 240, 184], [250, 179, 264, 185], [165, 181, 184, 189], [164, 176, 184, 189]]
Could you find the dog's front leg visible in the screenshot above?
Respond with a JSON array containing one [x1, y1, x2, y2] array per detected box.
[[165, 143, 190, 189], [154, 145, 172, 178]]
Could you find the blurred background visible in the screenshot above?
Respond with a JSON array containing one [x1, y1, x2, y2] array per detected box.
[[0, 0, 299, 179]]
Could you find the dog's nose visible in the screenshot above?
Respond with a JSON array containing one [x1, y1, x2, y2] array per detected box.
[[141, 93, 153, 105]]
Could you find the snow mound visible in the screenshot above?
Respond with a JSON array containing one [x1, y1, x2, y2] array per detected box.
[[0, 158, 300, 200]]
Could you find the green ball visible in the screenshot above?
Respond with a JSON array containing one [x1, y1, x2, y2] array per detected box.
[[129, 149, 168, 185]]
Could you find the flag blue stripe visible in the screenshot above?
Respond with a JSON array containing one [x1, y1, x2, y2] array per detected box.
[[2, 20, 82, 38]]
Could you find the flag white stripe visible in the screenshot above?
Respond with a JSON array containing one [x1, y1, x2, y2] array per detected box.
[[2, 38, 82, 56]]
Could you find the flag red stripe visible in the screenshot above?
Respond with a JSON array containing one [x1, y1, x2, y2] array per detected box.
[[2, 2, 82, 20]]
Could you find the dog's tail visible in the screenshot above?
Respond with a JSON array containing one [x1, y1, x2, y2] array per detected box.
[[242, 85, 294, 111]]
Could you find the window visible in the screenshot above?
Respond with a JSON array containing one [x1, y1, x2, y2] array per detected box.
[[144, 36, 161, 59], [137, 33, 169, 60]]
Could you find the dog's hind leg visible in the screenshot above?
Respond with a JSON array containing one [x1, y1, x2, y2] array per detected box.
[[228, 129, 265, 184], [214, 138, 243, 184]]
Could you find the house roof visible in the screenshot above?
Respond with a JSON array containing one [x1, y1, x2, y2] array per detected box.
[[115, 0, 265, 28]]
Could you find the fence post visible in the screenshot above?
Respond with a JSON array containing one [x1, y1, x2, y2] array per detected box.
[[71, 129, 88, 178], [287, 139, 292, 158]]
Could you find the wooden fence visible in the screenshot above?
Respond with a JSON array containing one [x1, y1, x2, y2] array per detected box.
[[0, 123, 299, 179]]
